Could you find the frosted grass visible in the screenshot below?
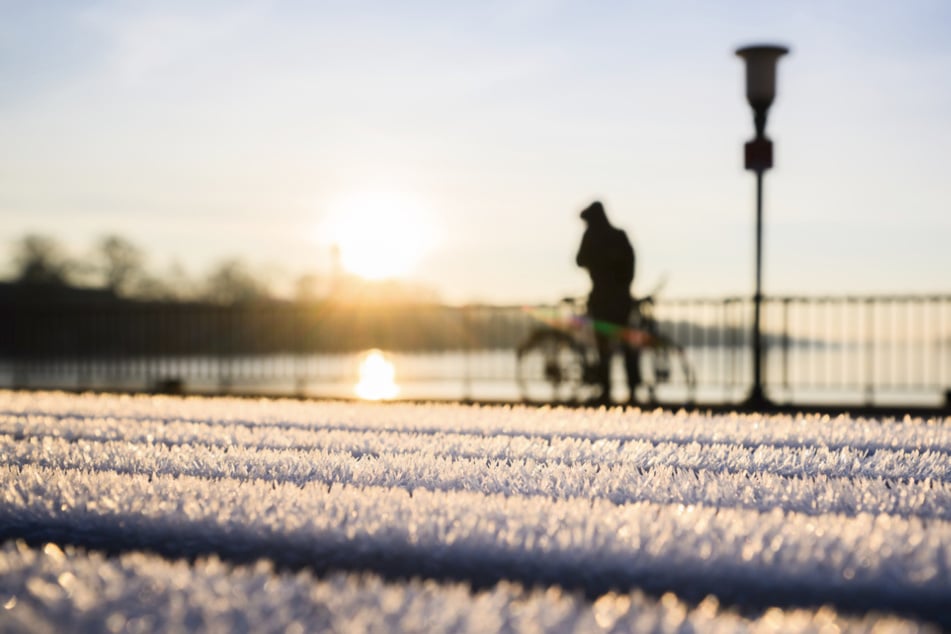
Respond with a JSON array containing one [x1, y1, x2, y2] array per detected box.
[[1, 390, 950, 631], [0, 542, 930, 634], [3, 463, 950, 622], [3, 432, 949, 520], [4, 411, 951, 484], [2, 390, 949, 454]]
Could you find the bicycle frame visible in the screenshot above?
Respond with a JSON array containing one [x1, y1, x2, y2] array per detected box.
[[517, 294, 695, 404]]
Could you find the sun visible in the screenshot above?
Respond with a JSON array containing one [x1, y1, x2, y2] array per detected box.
[[321, 192, 435, 280]]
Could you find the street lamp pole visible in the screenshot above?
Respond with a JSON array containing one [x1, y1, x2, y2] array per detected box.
[[751, 163, 766, 405], [736, 44, 789, 408]]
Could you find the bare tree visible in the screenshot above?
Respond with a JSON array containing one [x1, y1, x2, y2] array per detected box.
[[202, 259, 271, 305], [10, 234, 74, 285], [96, 235, 145, 296], [132, 261, 198, 301], [294, 272, 325, 302]]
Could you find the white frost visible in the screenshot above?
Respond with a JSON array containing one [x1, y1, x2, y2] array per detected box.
[[0, 390, 947, 632]]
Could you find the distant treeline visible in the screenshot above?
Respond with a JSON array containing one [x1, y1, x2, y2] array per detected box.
[[2, 233, 814, 358], [0, 290, 537, 357], [0, 232, 523, 355], [3, 232, 438, 305], [1, 288, 811, 359]]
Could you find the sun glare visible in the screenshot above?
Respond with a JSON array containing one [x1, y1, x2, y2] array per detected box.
[[354, 349, 400, 400], [322, 192, 435, 281]]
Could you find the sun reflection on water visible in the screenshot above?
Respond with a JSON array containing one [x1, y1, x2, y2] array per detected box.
[[354, 349, 400, 400]]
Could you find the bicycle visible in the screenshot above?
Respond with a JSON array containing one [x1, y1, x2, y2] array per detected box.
[[515, 294, 696, 405]]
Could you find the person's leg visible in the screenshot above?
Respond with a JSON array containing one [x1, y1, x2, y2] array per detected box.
[[594, 332, 613, 403], [624, 345, 641, 404]]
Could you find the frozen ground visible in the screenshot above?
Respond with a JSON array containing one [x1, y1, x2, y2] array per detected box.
[[0, 391, 948, 632]]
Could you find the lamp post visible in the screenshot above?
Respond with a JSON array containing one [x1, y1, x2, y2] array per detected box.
[[736, 44, 789, 407]]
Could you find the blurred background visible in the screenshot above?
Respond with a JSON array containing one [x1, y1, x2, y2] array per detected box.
[[2, 1, 949, 408]]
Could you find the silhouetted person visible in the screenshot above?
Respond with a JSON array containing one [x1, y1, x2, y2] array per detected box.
[[576, 201, 641, 404]]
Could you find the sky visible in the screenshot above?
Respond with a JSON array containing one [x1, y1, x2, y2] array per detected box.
[[1, 0, 949, 304]]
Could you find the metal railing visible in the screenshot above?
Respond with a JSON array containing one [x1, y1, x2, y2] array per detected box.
[[657, 295, 951, 406], [1, 295, 949, 407]]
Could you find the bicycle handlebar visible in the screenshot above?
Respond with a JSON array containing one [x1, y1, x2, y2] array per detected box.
[[559, 295, 656, 308]]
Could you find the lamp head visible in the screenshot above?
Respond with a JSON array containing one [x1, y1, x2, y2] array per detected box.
[[736, 44, 789, 110]]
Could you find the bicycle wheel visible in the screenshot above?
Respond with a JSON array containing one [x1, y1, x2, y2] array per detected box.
[[516, 328, 588, 404], [639, 339, 696, 404], [638, 345, 668, 403]]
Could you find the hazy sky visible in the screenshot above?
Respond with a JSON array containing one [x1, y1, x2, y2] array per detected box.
[[2, 1, 949, 304]]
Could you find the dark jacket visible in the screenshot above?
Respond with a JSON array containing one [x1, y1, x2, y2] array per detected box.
[[576, 203, 634, 323]]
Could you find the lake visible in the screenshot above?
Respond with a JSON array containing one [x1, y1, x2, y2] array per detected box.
[[3, 343, 948, 408]]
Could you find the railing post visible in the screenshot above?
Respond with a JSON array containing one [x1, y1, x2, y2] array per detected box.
[[218, 305, 233, 394], [11, 305, 31, 389], [727, 298, 737, 398], [461, 305, 472, 402], [782, 297, 790, 402], [294, 305, 307, 397], [865, 297, 875, 406], [944, 297, 951, 409]]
